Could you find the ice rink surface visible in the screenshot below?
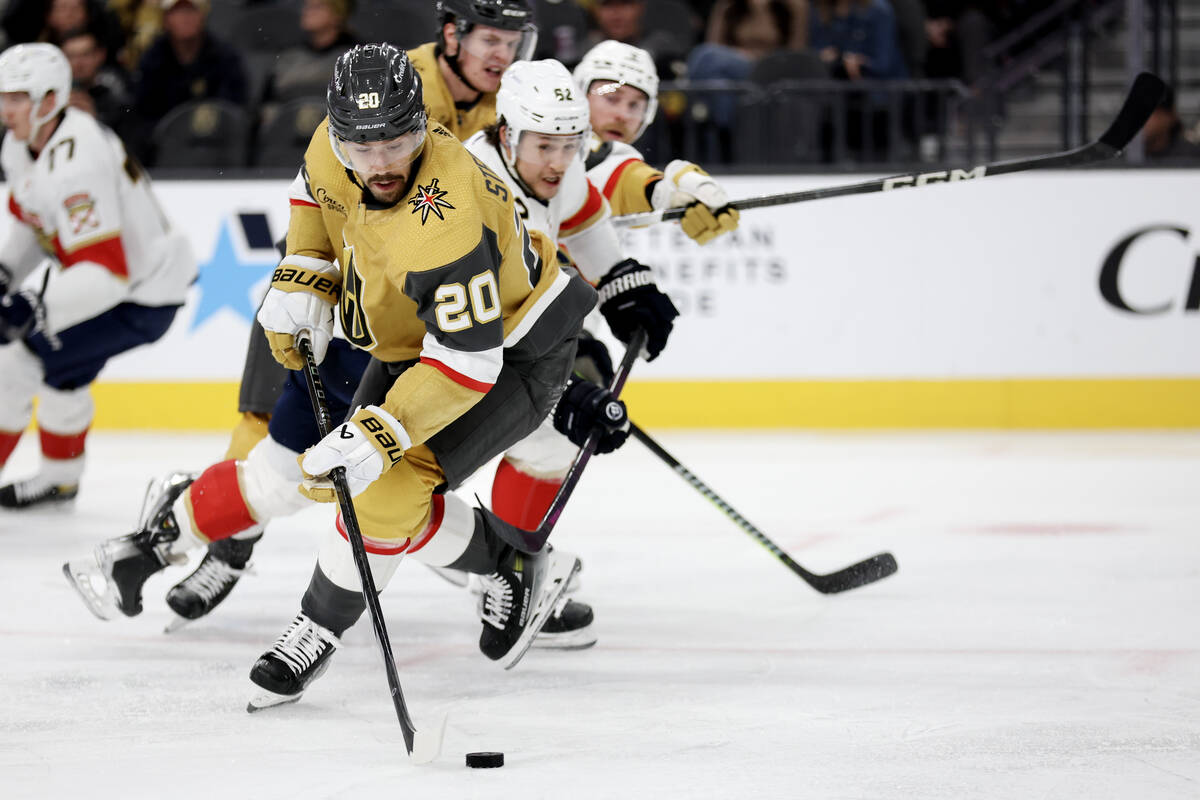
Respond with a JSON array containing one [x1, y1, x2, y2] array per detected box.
[[1, 429, 1197, 799]]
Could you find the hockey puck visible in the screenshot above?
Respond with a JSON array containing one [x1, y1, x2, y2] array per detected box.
[[465, 751, 504, 769]]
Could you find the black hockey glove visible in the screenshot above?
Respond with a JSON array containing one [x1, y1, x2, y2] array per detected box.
[[596, 258, 678, 361], [0, 263, 12, 297], [573, 331, 615, 386], [0, 290, 38, 344], [553, 375, 630, 454]]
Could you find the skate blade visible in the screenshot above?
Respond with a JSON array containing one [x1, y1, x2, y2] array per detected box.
[[531, 628, 598, 650], [246, 687, 304, 713], [163, 615, 193, 634], [410, 712, 448, 765], [61, 559, 119, 621], [502, 555, 582, 671]]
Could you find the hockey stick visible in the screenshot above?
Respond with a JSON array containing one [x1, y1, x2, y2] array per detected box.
[[629, 422, 898, 593], [480, 328, 648, 554], [611, 72, 1166, 229], [297, 337, 443, 762]]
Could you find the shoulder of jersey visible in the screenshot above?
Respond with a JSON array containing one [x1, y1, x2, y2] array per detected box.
[[43, 110, 110, 171], [403, 124, 490, 233]]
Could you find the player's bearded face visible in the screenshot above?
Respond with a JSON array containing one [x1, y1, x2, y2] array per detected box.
[[587, 81, 649, 143], [0, 92, 34, 141], [511, 130, 584, 200], [455, 26, 526, 93], [332, 128, 426, 204]]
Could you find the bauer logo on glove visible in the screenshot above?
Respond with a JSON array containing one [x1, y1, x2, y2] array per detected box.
[[257, 255, 341, 370], [299, 405, 412, 500]]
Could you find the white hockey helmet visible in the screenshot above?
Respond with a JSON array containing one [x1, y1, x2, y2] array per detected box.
[[0, 43, 71, 143], [573, 40, 659, 140], [496, 59, 590, 169]]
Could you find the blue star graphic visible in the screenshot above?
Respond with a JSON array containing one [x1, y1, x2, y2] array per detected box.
[[191, 219, 277, 329]]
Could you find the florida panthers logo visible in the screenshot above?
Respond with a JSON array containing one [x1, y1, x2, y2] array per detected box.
[[408, 178, 454, 224]]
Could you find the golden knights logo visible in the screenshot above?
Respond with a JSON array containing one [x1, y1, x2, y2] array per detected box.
[[408, 178, 454, 224], [340, 243, 376, 350]]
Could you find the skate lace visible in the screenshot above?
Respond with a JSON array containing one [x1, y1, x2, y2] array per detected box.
[[13, 477, 68, 503], [479, 572, 514, 630], [269, 615, 339, 675], [182, 556, 242, 602]]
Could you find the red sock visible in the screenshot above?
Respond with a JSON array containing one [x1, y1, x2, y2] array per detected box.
[[184, 460, 258, 543], [491, 458, 563, 530], [0, 429, 21, 467], [40, 428, 88, 460]]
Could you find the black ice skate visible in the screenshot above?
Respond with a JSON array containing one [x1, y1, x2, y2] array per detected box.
[[478, 546, 581, 670], [0, 476, 78, 509], [163, 533, 262, 633], [531, 598, 597, 650], [247, 613, 341, 712], [61, 472, 194, 621]]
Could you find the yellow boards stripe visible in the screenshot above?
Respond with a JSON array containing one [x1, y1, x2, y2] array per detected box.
[[76, 379, 1200, 430]]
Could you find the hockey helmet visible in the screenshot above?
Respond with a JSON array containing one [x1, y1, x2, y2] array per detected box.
[[436, 0, 537, 64], [573, 40, 659, 140], [496, 59, 590, 171], [0, 43, 71, 143], [327, 43, 427, 172]]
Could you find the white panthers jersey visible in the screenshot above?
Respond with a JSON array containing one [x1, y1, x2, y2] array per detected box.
[[0, 108, 195, 331], [464, 130, 623, 283], [583, 134, 664, 218]]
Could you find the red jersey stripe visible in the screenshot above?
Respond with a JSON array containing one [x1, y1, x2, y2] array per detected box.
[[561, 180, 605, 232], [419, 357, 494, 393]]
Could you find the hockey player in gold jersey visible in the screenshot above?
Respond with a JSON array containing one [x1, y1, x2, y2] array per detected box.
[[160, 1, 543, 610], [218, 0, 537, 467], [408, 0, 537, 140], [575, 40, 741, 245], [63, 44, 625, 708]]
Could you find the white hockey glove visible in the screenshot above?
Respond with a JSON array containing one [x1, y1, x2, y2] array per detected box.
[[299, 405, 412, 502], [652, 160, 740, 245], [257, 256, 340, 370]]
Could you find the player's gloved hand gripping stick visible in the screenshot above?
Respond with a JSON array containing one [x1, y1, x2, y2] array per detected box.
[[479, 329, 646, 554]]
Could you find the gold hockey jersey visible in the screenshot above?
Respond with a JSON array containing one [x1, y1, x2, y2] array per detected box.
[[286, 119, 595, 445], [407, 42, 498, 141]]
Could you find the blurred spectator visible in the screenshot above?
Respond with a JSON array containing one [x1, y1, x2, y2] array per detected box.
[[920, 1, 994, 84], [687, 0, 800, 85], [261, 0, 358, 107], [809, 0, 908, 81], [1, 0, 125, 59], [130, 0, 247, 163], [132, 0, 247, 125], [581, 0, 693, 79], [108, 0, 165, 69], [685, 0, 801, 153], [61, 24, 133, 136], [1144, 86, 1200, 161], [705, 0, 807, 57]]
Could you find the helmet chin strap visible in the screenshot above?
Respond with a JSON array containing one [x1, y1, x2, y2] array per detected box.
[[443, 26, 484, 98], [28, 92, 61, 150], [499, 129, 540, 201]]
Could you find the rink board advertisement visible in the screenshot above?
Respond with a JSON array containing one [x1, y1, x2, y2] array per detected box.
[[35, 170, 1200, 428]]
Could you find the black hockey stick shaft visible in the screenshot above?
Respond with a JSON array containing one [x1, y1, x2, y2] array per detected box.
[[629, 423, 898, 594], [613, 72, 1165, 227], [297, 337, 418, 755], [483, 329, 648, 554]]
